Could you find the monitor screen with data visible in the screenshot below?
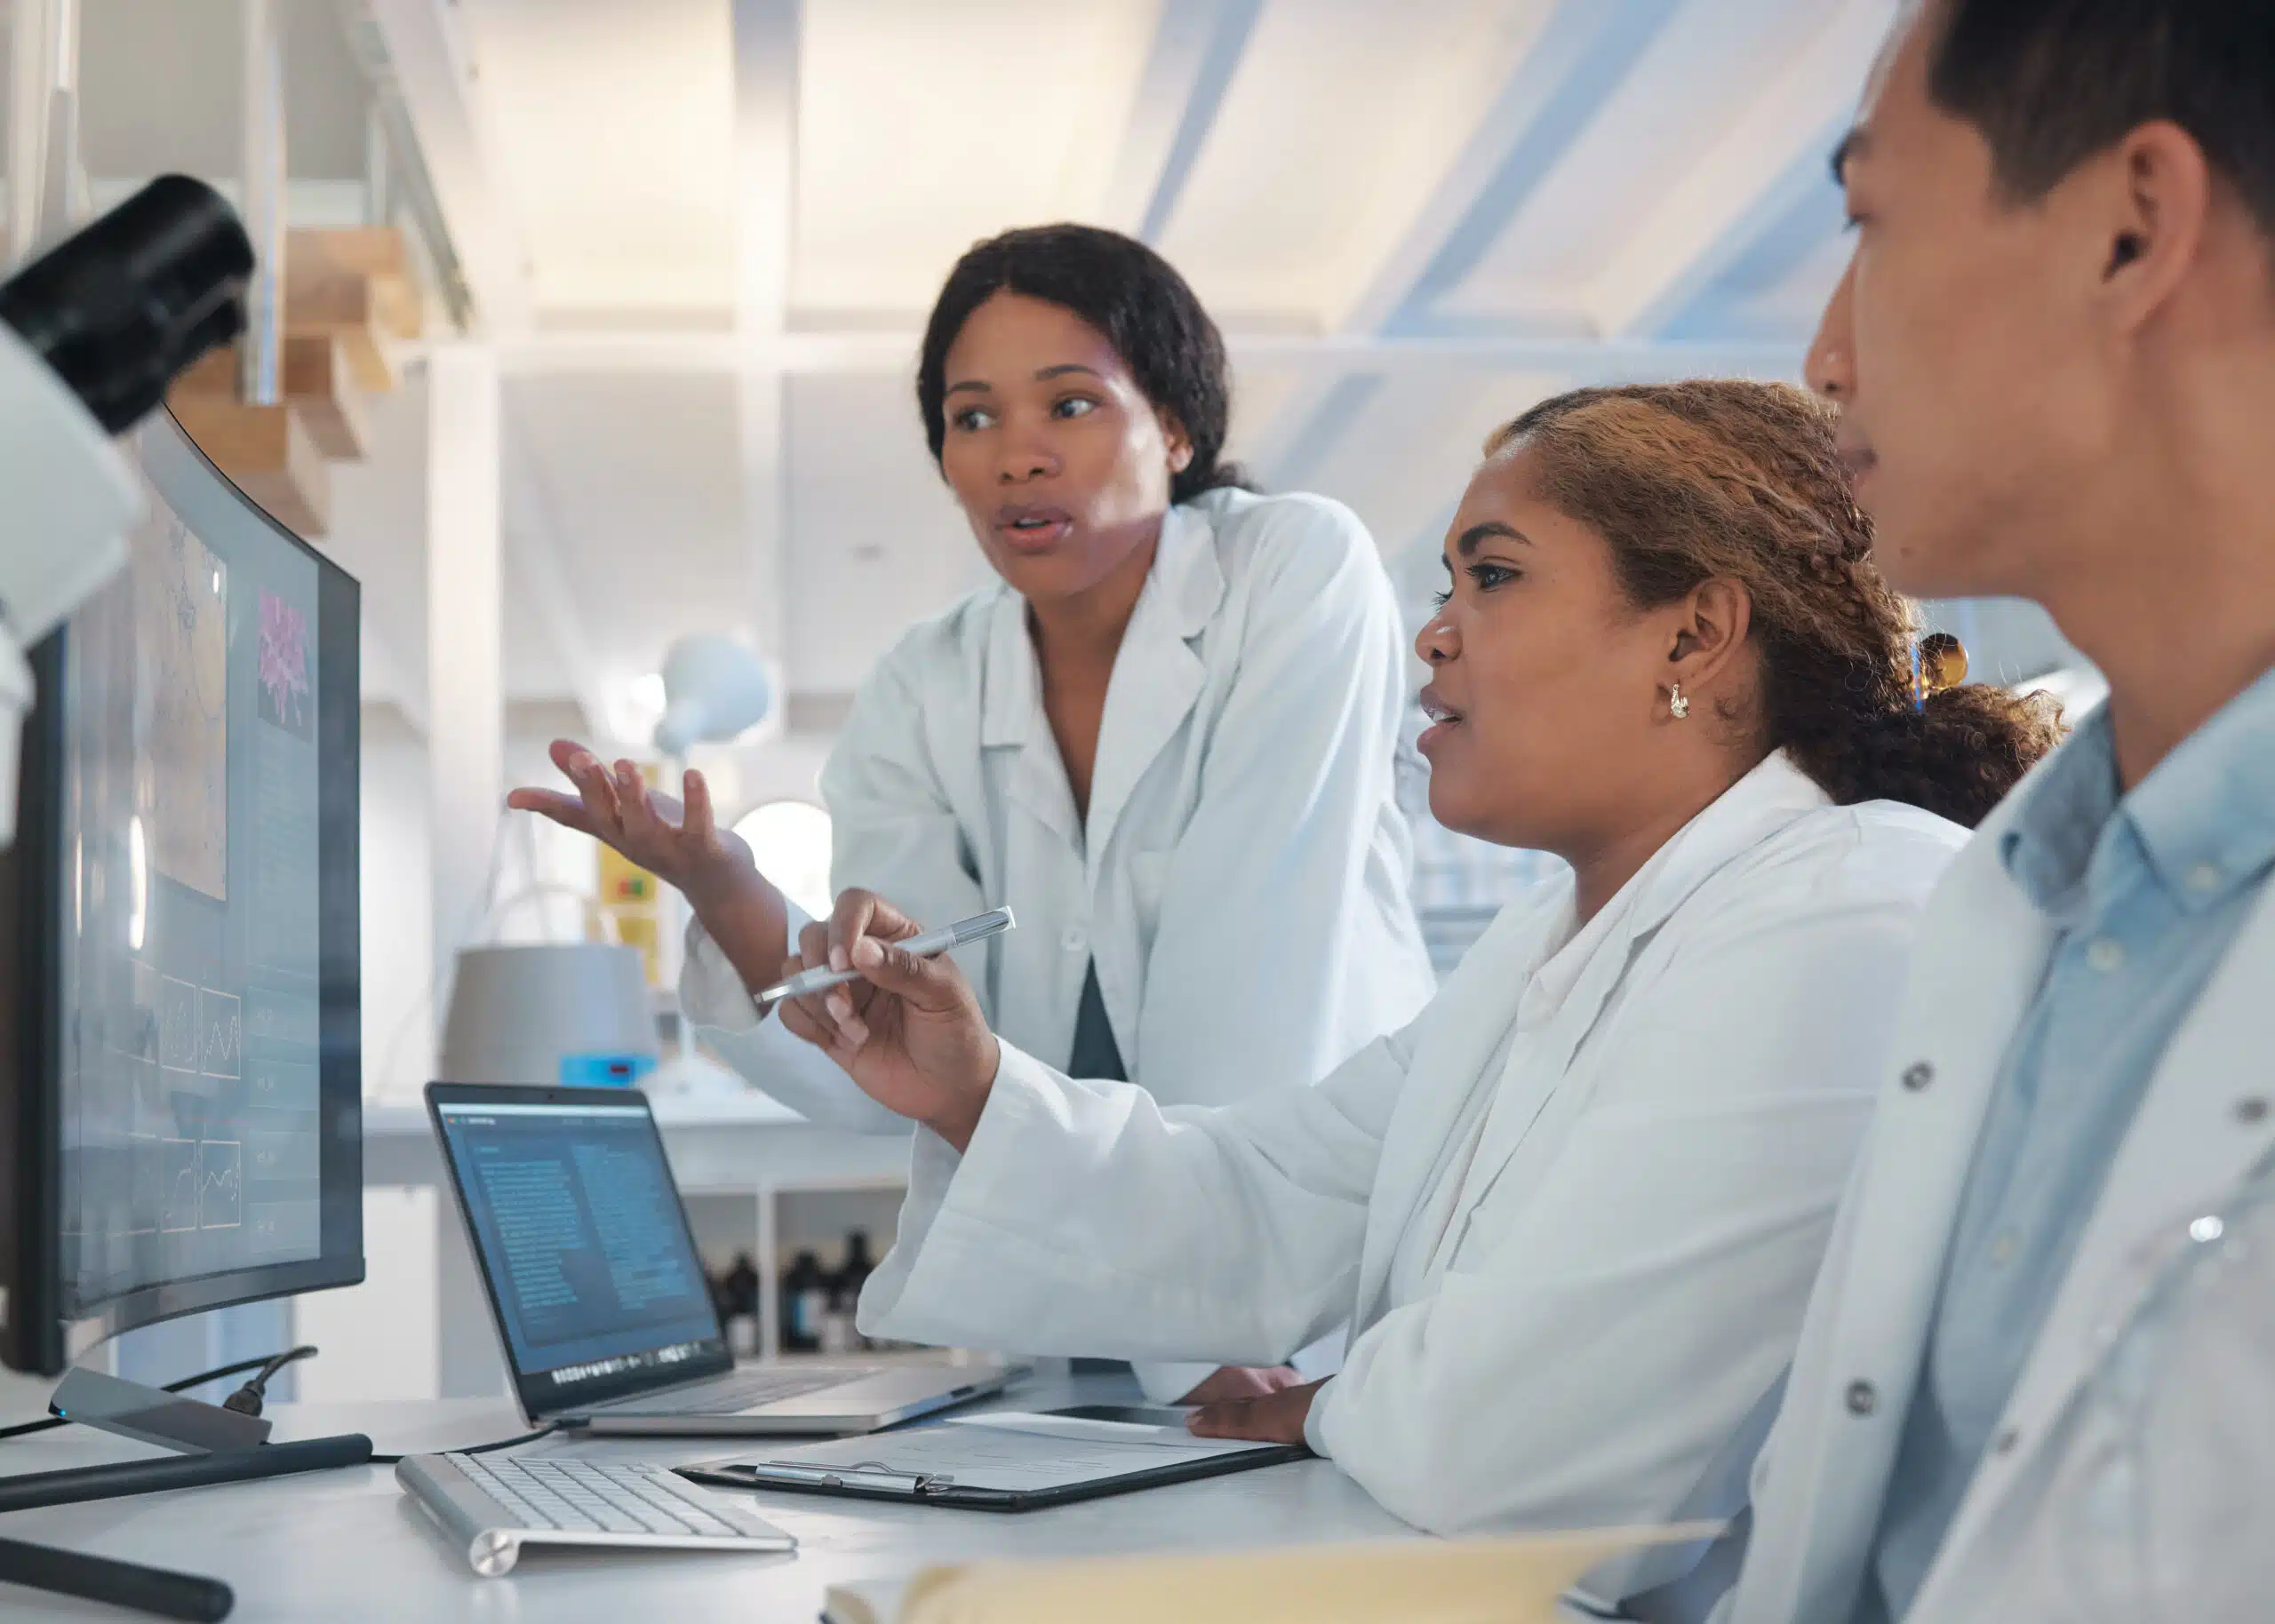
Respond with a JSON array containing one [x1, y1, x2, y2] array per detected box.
[[1, 405, 362, 1373]]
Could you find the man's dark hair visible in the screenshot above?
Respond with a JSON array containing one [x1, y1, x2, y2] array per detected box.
[[1927, 0, 2275, 235], [915, 224, 1249, 506]]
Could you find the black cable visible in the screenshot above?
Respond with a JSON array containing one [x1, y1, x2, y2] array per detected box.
[[216, 1345, 316, 1418], [0, 1347, 320, 1444], [369, 1425, 555, 1467]]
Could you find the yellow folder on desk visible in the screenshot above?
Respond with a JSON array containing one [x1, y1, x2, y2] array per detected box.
[[822, 1522, 1722, 1624]]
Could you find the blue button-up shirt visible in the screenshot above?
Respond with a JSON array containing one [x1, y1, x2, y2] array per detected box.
[[1856, 665, 2275, 1623]]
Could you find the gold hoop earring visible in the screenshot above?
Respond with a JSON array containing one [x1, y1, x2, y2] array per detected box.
[[1669, 682, 1690, 720]]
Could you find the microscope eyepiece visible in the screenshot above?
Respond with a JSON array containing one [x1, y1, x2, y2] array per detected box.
[[0, 175, 253, 434]]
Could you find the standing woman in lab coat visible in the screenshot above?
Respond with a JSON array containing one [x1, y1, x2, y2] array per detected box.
[[510, 224, 1436, 1402], [766, 381, 2063, 1554]]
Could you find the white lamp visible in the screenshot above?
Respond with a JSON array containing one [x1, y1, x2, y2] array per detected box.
[[654, 633, 773, 757]]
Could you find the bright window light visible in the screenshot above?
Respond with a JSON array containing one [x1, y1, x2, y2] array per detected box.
[[127, 817, 147, 951], [733, 800, 834, 919]]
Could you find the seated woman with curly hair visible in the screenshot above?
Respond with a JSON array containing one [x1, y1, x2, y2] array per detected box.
[[770, 381, 2063, 1557]]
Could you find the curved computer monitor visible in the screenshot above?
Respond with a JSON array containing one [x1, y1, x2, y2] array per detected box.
[[1, 403, 363, 1375]]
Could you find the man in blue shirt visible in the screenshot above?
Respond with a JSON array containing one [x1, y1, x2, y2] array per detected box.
[[1715, 3, 2275, 1620]]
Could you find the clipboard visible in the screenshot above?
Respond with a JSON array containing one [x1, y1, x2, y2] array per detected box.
[[675, 1410, 1309, 1512]]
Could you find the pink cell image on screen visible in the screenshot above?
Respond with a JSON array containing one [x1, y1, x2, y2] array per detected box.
[[257, 590, 312, 737]]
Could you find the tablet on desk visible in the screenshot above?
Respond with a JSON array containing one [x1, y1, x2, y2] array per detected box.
[[677, 1408, 1306, 1512]]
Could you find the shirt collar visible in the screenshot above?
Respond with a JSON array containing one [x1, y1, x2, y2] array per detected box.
[[2002, 663, 2275, 919], [979, 500, 1225, 748], [2123, 663, 2275, 912], [1999, 706, 2120, 919]]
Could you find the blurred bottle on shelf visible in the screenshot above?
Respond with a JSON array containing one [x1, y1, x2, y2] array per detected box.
[[780, 1249, 827, 1355], [722, 1252, 761, 1357], [823, 1230, 877, 1355]]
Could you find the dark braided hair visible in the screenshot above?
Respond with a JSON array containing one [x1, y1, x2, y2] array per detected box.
[[916, 224, 1249, 507], [1488, 381, 2063, 828]]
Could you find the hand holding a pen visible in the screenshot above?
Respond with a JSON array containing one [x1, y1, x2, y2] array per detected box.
[[774, 888, 1003, 1153]]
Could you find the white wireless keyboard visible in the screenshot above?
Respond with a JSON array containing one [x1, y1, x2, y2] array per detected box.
[[397, 1452, 796, 1576]]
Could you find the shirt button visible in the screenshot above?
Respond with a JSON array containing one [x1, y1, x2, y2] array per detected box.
[[1993, 1428, 2021, 1456], [1060, 927, 1088, 954], [2187, 863, 2223, 896], [1989, 1232, 2019, 1266], [1846, 1381, 1878, 1416], [2086, 937, 2126, 974]]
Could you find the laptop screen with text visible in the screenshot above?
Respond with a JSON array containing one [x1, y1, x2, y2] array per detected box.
[[432, 1097, 722, 1397]]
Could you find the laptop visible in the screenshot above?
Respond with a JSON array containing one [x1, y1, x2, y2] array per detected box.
[[426, 1082, 1013, 1436]]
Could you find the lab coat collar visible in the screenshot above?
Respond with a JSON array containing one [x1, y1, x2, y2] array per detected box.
[[1497, 752, 1831, 1039], [1627, 750, 1835, 939], [977, 504, 1225, 861], [1358, 751, 1839, 1321], [1447, 752, 1838, 1223], [979, 586, 1035, 752], [978, 504, 1223, 748]]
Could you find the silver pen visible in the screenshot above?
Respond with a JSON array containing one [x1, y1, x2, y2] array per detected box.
[[751, 906, 1016, 1010]]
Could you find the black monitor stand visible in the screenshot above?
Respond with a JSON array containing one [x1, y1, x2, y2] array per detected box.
[[0, 1366, 373, 1513], [0, 1370, 373, 1620]]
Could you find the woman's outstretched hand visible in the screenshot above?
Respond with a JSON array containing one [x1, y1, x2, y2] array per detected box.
[[774, 888, 1001, 1151], [507, 738, 751, 890], [507, 738, 792, 999]]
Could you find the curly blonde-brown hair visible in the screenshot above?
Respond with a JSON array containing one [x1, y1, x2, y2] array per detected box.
[[1487, 380, 2063, 827]]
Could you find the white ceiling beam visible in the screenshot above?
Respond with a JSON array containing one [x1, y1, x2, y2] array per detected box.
[[363, 0, 535, 334], [1098, 0, 1264, 243], [1584, 0, 1892, 340], [498, 418, 621, 751], [1243, 0, 1678, 485], [732, 0, 798, 677], [490, 329, 1802, 378]]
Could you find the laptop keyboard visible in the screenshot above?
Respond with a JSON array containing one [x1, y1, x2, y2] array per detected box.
[[596, 1365, 877, 1416], [451, 1456, 746, 1537]]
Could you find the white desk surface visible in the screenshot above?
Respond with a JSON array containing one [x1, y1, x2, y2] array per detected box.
[[0, 1370, 1416, 1620]]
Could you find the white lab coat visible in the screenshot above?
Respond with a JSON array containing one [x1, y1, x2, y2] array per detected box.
[[1724, 728, 2275, 1624], [854, 752, 1967, 1548], [682, 487, 1436, 1395]]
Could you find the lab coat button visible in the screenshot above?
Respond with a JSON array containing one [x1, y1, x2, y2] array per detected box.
[[1061, 927, 1088, 954], [2237, 1097, 2270, 1125], [1845, 1381, 1878, 1416], [1901, 1063, 1934, 1092], [1993, 1428, 2020, 1456]]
